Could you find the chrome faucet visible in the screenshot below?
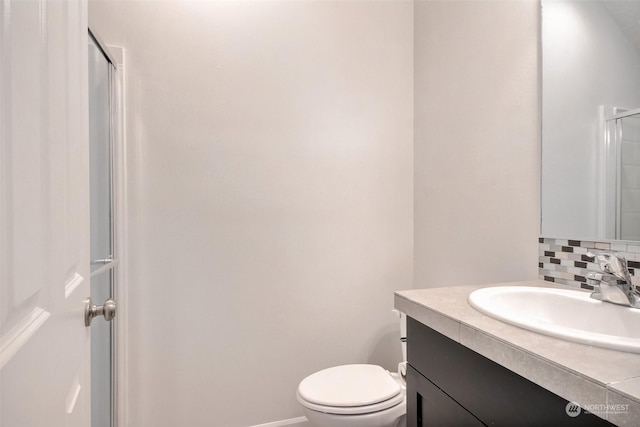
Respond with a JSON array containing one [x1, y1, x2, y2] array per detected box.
[[586, 252, 640, 308]]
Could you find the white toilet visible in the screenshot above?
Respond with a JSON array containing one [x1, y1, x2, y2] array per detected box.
[[296, 312, 407, 427]]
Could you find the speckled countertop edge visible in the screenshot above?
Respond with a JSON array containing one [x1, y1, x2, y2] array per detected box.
[[394, 280, 640, 425]]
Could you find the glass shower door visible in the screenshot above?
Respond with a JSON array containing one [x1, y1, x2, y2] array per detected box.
[[89, 32, 117, 427]]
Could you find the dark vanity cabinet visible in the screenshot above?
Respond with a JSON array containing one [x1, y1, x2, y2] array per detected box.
[[406, 317, 614, 427]]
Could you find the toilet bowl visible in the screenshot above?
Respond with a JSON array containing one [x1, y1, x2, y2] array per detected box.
[[296, 364, 406, 427], [297, 311, 407, 427]]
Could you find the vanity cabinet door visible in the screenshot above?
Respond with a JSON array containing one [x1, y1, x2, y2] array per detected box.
[[406, 365, 484, 427], [406, 317, 614, 427]]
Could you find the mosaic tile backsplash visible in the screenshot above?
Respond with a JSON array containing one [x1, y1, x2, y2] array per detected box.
[[539, 237, 640, 290]]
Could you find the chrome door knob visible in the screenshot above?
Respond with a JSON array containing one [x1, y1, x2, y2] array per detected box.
[[84, 297, 117, 327]]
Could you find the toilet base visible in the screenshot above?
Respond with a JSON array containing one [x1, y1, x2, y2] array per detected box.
[[301, 401, 406, 427]]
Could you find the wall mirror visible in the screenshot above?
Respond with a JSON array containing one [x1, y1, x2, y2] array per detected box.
[[541, 0, 640, 242]]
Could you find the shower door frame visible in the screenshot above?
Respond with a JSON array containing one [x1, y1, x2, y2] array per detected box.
[[88, 27, 126, 427]]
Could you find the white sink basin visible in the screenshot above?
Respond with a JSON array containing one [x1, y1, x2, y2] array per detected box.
[[468, 286, 640, 353]]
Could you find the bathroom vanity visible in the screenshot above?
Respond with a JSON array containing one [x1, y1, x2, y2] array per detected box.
[[395, 281, 640, 426]]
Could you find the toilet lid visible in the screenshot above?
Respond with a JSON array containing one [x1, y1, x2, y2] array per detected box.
[[297, 364, 401, 407]]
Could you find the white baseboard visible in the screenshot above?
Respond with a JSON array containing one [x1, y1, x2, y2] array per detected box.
[[249, 416, 309, 427]]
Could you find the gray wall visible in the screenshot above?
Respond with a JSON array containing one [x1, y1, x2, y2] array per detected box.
[[89, 1, 413, 426], [91, 0, 542, 425], [413, 0, 540, 288]]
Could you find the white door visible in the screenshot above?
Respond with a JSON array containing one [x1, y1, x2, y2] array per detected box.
[[0, 1, 91, 426]]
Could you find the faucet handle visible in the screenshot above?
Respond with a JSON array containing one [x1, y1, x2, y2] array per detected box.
[[586, 251, 633, 285], [586, 251, 608, 271], [586, 252, 627, 274]]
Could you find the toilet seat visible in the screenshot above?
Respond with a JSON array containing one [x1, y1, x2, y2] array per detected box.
[[297, 364, 404, 416], [297, 390, 405, 415]]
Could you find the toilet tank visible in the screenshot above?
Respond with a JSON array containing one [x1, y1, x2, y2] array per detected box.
[[392, 309, 407, 362], [400, 311, 407, 362]]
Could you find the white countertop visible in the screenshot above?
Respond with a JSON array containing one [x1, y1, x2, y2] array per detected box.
[[394, 280, 640, 426]]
